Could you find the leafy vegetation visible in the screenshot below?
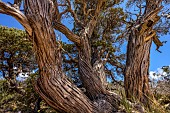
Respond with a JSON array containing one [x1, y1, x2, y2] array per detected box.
[[0, 26, 37, 93], [0, 0, 169, 112]]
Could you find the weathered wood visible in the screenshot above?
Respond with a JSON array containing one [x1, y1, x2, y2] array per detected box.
[[124, 0, 162, 107], [78, 32, 106, 100], [0, 0, 121, 112], [23, 0, 96, 112], [0, 2, 32, 36]]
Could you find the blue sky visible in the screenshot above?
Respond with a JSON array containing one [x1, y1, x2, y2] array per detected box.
[[0, 1, 170, 72]]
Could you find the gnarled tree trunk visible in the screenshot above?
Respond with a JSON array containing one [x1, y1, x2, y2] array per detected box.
[[23, 1, 96, 112], [78, 29, 106, 100], [124, 0, 162, 107], [78, 27, 120, 112], [125, 32, 153, 105], [93, 60, 107, 89], [0, 0, 121, 112]]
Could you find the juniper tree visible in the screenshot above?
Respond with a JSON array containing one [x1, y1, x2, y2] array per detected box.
[[124, 0, 170, 107], [0, 26, 36, 94], [0, 0, 123, 112]]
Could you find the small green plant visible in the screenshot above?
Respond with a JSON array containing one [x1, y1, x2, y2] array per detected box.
[[120, 90, 132, 113]]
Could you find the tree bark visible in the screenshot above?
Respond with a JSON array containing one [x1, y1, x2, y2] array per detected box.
[[78, 30, 106, 100], [24, 0, 96, 112], [124, 0, 162, 106], [0, 0, 121, 112], [125, 32, 153, 106], [93, 60, 107, 89]]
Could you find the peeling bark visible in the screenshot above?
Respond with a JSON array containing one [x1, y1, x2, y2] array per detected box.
[[125, 32, 153, 106], [0, 0, 121, 112], [78, 32, 106, 100], [93, 60, 107, 89], [124, 1, 162, 106], [23, 1, 97, 112]]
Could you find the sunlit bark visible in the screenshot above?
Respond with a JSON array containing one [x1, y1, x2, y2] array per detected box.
[[124, 0, 163, 107], [0, 0, 121, 112]]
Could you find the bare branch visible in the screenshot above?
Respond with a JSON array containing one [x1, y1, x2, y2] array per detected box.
[[58, 4, 67, 6], [58, 9, 69, 19], [107, 59, 125, 71], [53, 22, 80, 45], [56, 0, 83, 26], [0, 1, 32, 37], [94, 0, 106, 17], [86, 9, 94, 16], [75, 0, 87, 16], [144, 6, 163, 23], [0, 9, 5, 14], [68, 8, 85, 27], [144, 30, 156, 42], [53, 0, 81, 45], [136, 3, 145, 18], [57, 41, 78, 63], [105, 66, 124, 87], [82, 0, 87, 16], [66, 0, 85, 27], [86, 0, 106, 37]]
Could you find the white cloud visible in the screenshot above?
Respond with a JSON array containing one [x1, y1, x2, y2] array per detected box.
[[157, 68, 163, 74], [149, 66, 170, 81], [149, 71, 162, 80]]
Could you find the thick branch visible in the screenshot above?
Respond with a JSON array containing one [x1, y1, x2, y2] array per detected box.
[[53, 22, 80, 45], [86, 0, 106, 37], [0, 1, 32, 37], [57, 0, 85, 27]]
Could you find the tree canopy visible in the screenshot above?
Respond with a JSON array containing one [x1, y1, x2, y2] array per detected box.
[[0, 0, 170, 113]]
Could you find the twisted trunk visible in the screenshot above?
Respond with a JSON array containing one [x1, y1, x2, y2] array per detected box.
[[78, 30, 106, 100], [24, 1, 96, 112], [0, 0, 121, 112], [93, 60, 107, 89]]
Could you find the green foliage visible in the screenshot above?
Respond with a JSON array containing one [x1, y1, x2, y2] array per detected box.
[[0, 75, 55, 113], [0, 26, 40, 112], [0, 0, 169, 112], [0, 78, 35, 112], [0, 26, 37, 79], [90, 7, 127, 78], [71, 4, 127, 83], [0, 26, 31, 51]]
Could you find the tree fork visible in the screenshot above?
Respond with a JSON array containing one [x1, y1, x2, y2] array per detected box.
[[0, 0, 121, 112], [23, 0, 96, 112], [78, 27, 107, 100]]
